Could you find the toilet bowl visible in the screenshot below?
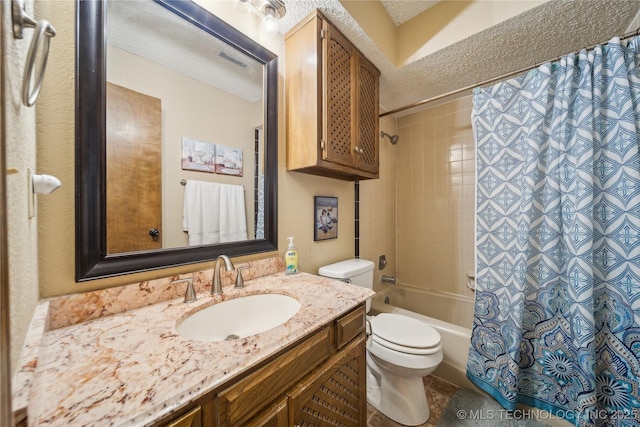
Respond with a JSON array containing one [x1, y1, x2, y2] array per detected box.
[[366, 313, 443, 426], [317, 259, 443, 426]]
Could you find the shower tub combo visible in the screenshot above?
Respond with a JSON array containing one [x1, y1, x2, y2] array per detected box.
[[369, 284, 475, 389], [370, 283, 571, 426]]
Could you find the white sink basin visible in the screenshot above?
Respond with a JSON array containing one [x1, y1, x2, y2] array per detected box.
[[176, 294, 301, 342]]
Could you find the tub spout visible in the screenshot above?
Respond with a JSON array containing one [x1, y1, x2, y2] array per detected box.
[[381, 275, 396, 285]]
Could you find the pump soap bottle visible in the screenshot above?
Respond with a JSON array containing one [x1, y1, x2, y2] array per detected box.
[[285, 236, 299, 274]]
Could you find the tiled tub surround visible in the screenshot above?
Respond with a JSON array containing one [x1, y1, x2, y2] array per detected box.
[[12, 257, 374, 426]]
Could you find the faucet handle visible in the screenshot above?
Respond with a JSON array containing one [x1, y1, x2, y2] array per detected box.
[[172, 278, 196, 303], [235, 265, 250, 289]]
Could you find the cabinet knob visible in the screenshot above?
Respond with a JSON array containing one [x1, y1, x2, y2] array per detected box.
[[354, 146, 364, 154]]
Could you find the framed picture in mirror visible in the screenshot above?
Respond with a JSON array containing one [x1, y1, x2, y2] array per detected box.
[[215, 144, 243, 176], [181, 137, 216, 173]]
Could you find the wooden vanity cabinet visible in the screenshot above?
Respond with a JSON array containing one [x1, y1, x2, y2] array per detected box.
[[219, 304, 366, 427], [164, 406, 202, 427], [155, 396, 215, 427], [288, 335, 366, 427], [285, 10, 380, 181], [217, 326, 333, 425], [242, 397, 288, 427], [154, 305, 366, 427]]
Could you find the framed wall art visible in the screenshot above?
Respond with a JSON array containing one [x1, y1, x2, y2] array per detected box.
[[214, 144, 243, 176], [314, 196, 338, 241], [181, 137, 216, 173]]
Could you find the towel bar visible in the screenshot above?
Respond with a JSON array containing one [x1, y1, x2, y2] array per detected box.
[[180, 179, 245, 191], [12, 0, 56, 107]]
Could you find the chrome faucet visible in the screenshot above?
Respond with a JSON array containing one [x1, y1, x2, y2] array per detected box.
[[212, 255, 235, 295]]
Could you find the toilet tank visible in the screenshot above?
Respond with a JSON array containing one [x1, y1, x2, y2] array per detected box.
[[318, 259, 374, 289]]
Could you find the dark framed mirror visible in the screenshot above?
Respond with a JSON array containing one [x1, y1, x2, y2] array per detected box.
[[76, 0, 278, 281]]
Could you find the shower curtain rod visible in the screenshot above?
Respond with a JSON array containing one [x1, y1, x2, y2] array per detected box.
[[380, 27, 640, 118]]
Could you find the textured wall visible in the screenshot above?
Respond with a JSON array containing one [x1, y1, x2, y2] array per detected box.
[[3, 0, 40, 372]]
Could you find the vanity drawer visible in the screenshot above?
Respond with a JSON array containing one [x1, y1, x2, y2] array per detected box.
[[241, 396, 288, 426], [163, 406, 201, 427], [217, 326, 332, 426], [335, 305, 365, 349]]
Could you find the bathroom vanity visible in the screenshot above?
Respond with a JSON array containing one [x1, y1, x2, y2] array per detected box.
[[158, 305, 366, 427], [12, 259, 373, 426]]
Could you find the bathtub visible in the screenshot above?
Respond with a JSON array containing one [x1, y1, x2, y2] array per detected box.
[[369, 284, 571, 426], [369, 284, 475, 389]]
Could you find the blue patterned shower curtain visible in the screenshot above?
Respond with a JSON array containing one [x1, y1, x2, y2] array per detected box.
[[467, 36, 640, 426]]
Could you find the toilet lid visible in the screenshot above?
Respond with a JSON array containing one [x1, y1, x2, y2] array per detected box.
[[369, 313, 441, 351]]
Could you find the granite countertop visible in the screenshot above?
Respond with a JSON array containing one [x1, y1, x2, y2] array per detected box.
[[13, 268, 374, 426]]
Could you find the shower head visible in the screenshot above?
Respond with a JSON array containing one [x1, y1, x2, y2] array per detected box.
[[380, 131, 399, 145]]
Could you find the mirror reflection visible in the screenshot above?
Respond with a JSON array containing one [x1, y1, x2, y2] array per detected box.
[[75, 0, 278, 281], [106, 0, 265, 254]]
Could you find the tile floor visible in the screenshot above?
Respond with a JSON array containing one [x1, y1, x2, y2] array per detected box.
[[366, 375, 460, 427]]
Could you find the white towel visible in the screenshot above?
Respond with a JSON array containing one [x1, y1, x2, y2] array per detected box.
[[219, 184, 248, 242], [183, 181, 247, 245]]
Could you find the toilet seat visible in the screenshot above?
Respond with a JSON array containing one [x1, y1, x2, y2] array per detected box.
[[369, 313, 441, 355]]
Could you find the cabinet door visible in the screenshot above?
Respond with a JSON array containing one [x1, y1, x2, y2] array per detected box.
[[288, 335, 366, 427], [354, 54, 379, 175], [322, 22, 356, 169]]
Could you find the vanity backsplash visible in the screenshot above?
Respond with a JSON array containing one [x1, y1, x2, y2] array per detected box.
[[49, 256, 285, 329]]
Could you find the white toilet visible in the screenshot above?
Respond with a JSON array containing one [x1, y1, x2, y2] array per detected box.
[[318, 259, 443, 426]]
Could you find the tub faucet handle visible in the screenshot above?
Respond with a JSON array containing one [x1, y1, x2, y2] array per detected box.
[[378, 255, 387, 270]]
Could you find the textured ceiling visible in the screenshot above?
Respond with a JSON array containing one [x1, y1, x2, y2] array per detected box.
[[109, 1, 640, 117], [379, 0, 440, 26], [107, 0, 264, 103], [279, 0, 640, 116]]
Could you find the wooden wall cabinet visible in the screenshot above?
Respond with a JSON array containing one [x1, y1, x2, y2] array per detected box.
[[285, 10, 380, 181], [152, 305, 367, 427]]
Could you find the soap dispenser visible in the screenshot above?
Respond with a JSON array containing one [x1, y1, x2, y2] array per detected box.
[[285, 236, 299, 274]]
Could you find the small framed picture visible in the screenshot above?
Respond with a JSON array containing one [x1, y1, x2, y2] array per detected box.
[[214, 144, 243, 176], [181, 137, 216, 173], [314, 196, 338, 241]]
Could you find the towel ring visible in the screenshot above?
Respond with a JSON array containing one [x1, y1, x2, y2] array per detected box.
[[22, 19, 56, 107]]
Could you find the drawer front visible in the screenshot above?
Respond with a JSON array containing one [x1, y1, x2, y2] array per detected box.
[[218, 327, 332, 426], [164, 406, 201, 427], [242, 396, 288, 427], [335, 305, 365, 349]]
